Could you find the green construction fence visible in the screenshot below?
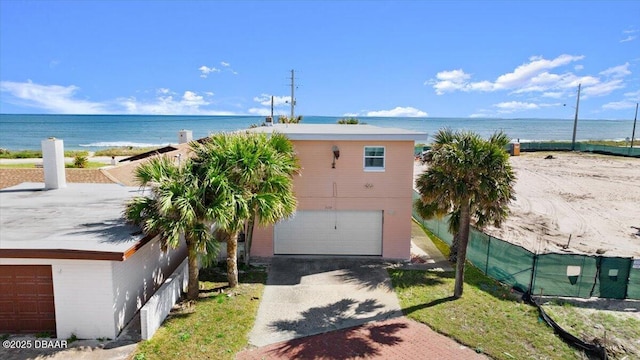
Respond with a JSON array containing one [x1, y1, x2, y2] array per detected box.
[[413, 190, 640, 300], [517, 142, 640, 157]]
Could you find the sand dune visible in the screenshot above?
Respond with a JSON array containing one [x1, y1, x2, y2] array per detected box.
[[415, 152, 640, 257]]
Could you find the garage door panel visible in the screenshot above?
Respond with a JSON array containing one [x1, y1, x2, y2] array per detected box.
[[0, 301, 15, 314], [18, 301, 39, 314], [0, 265, 56, 334], [275, 210, 382, 255], [39, 302, 56, 314]]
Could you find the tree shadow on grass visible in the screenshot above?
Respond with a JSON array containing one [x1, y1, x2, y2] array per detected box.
[[388, 268, 453, 290], [402, 296, 457, 315], [463, 265, 523, 302], [198, 264, 267, 285]]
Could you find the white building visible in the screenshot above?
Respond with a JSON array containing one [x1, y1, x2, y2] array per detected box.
[[0, 182, 187, 339]]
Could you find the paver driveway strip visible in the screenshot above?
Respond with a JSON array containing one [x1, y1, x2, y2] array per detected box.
[[238, 317, 488, 360], [247, 258, 403, 347]]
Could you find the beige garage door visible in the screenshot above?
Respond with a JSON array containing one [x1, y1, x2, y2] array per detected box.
[[0, 265, 56, 334], [274, 210, 382, 255]]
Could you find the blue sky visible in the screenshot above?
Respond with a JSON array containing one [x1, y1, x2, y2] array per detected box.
[[1, 1, 639, 119]]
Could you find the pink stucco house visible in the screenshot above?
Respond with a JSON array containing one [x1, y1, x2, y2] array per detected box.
[[247, 124, 427, 260]]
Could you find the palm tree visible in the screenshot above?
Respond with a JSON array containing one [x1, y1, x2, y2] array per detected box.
[[191, 132, 299, 287], [124, 156, 223, 300], [278, 115, 303, 124], [415, 128, 515, 298], [240, 133, 299, 266]]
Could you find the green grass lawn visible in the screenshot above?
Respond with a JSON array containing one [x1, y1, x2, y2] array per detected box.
[[132, 265, 266, 360], [390, 232, 585, 360], [542, 301, 640, 359]]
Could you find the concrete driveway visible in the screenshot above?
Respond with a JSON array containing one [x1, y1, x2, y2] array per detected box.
[[247, 258, 403, 347]]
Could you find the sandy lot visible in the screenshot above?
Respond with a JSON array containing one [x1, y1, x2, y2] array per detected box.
[[415, 152, 640, 257]]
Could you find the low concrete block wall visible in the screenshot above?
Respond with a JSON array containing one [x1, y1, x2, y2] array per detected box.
[[140, 258, 188, 340]]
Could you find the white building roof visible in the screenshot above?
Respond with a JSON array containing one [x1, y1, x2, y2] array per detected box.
[[0, 182, 146, 260], [245, 124, 427, 141]]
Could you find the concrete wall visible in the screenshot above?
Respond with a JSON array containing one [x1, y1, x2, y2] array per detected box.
[[111, 235, 187, 336], [0, 258, 115, 339], [0, 236, 187, 339], [140, 258, 188, 340], [252, 140, 415, 259]]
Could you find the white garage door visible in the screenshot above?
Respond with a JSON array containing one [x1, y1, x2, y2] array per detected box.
[[274, 210, 382, 255]]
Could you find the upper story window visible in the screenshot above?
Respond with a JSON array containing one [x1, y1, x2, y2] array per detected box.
[[364, 146, 385, 171]]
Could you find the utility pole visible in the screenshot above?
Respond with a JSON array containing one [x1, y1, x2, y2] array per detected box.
[[631, 102, 638, 149], [271, 95, 274, 120], [571, 83, 581, 151], [290, 69, 295, 119]]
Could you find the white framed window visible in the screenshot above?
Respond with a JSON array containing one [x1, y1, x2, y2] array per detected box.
[[364, 146, 385, 171]]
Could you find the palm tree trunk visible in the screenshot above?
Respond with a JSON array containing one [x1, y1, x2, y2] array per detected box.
[[227, 232, 239, 287], [454, 201, 471, 298], [449, 233, 459, 263], [244, 217, 256, 266], [187, 243, 200, 300]]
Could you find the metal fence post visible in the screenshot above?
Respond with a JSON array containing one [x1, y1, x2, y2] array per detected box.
[[529, 254, 538, 295], [485, 235, 491, 275]]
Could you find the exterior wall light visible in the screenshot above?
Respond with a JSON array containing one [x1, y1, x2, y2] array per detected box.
[[332, 145, 340, 168]]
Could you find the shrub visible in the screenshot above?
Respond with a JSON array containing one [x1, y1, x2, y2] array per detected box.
[[337, 117, 361, 124], [73, 154, 88, 168]]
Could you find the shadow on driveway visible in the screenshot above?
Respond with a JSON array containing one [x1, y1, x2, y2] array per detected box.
[[248, 257, 403, 347]]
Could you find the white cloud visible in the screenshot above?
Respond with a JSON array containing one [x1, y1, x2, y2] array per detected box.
[[581, 79, 625, 98], [199, 65, 221, 78], [253, 93, 291, 106], [182, 91, 207, 106], [346, 106, 428, 117], [599, 63, 631, 78], [602, 100, 637, 110], [542, 91, 564, 99], [428, 54, 585, 95], [0, 80, 238, 115], [619, 28, 637, 42], [436, 69, 470, 81], [221, 61, 230, 67], [623, 89, 640, 99], [247, 108, 271, 116], [429, 69, 472, 95], [494, 101, 540, 111], [0, 80, 107, 114], [602, 88, 640, 110], [204, 91, 214, 96], [365, 106, 428, 117], [620, 35, 637, 43], [248, 94, 292, 116], [488, 101, 561, 115], [493, 55, 584, 90], [467, 81, 494, 91], [429, 54, 633, 111], [118, 90, 238, 115]]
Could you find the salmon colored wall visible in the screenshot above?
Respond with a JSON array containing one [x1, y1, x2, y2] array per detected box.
[[251, 140, 415, 259]]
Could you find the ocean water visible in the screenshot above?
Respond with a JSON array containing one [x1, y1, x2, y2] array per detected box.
[[0, 114, 636, 151]]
